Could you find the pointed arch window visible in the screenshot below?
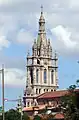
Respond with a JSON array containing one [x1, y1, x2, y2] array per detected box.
[[30, 68, 33, 84], [44, 69, 47, 83], [51, 70, 54, 84], [27, 102, 30, 107], [36, 69, 39, 83]]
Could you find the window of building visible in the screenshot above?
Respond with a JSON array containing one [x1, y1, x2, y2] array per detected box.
[[30, 68, 33, 84], [44, 69, 47, 83], [36, 89, 38, 94], [51, 89, 53, 91], [37, 59, 40, 64], [39, 89, 41, 94], [27, 102, 30, 107], [47, 89, 48, 92], [36, 69, 39, 83], [44, 89, 45, 92], [51, 70, 54, 84]]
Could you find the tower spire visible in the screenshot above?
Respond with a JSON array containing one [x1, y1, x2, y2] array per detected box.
[[41, 5, 43, 14], [38, 5, 45, 33], [37, 6, 46, 47]]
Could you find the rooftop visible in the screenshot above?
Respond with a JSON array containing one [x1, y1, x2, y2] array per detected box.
[[37, 89, 79, 100]]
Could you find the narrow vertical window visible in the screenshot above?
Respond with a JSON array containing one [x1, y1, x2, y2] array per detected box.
[[27, 102, 29, 107], [36, 89, 38, 94], [36, 69, 38, 83], [44, 89, 45, 92], [51, 70, 53, 84], [30, 68, 33, 84], [39, 89, 41, 94], [44, 69, 47, 83]]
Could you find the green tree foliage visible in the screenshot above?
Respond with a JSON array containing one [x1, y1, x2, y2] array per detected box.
[[33, 115, 41, 120], [0, 109, 30, 120], [47, 114, 54, 120], [22, 112, 30, 120], [5, 109, 21, 120], [61, 81, 79, 120]]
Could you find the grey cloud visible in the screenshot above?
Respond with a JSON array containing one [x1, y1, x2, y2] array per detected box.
[[0, 53, 26, 69], [0, 0, 79, 56], [0, 0, 74, 13]]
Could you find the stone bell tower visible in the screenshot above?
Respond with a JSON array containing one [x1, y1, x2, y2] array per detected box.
[[24, 6, 58, 107]]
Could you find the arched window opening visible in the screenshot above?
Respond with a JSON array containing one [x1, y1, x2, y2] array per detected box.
[[44, 89, 45, 92], [39, 89, 41, 94], [51, 70, 54, 84], [44, 69, 47, 83], [37, 59, 40, 64], [36, 69, 39, 83], [27, 102, 30, 107], [30, 68, 33, 84], [36, 89, 38, 94]]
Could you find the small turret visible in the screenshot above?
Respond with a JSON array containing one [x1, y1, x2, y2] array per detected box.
[[50, 46, 52, 57], [54, 51, 58, 67], [27, 50, 30, 57], [48, 39, 52, 57], [32, 39, 37, 56]]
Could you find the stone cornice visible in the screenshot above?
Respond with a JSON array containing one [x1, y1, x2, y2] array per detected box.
[[27, 56, 58, 61]]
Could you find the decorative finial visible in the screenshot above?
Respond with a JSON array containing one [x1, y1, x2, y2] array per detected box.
[[55, 50, 56, 57], [34, 39, 36, 43], [41, 5, 43, 14], [27, 50, 29, 56], [55, 50, 58, 59], [48, 39, 50, 43]]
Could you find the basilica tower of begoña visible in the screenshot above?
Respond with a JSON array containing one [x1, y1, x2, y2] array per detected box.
[[24, 6, 58, 107]]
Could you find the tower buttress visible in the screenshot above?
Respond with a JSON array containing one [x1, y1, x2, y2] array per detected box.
[[54, 51, 58, 86]]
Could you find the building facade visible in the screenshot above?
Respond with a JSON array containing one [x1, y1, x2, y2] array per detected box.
[[24, 6, 58, 107]]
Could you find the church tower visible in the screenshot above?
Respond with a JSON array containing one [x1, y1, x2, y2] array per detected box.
[[24, 6, 58, 107]]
